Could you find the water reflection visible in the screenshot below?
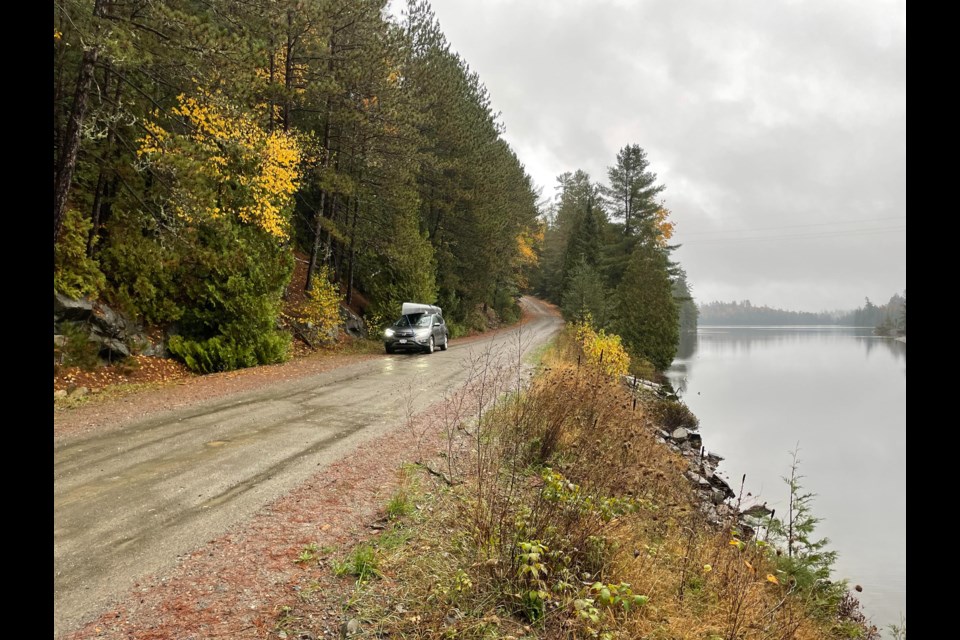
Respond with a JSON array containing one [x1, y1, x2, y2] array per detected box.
[[673, 327, 905, 385], [676, 330, 698, 360], [859, 335, 906, 364]]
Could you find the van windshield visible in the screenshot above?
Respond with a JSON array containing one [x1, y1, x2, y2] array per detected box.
[[394, 313, 431, 328]]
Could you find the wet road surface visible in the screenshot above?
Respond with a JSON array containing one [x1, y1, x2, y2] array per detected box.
[[53, 296, 561, 636]]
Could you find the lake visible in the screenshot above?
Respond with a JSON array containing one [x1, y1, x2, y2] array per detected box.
[[666, 326, 906, 635]]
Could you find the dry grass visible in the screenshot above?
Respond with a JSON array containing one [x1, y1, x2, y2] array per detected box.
[[277, 329, 875, 640]]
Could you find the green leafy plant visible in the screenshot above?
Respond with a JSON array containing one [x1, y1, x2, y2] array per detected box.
[[332, 544, 381, 582], [588, 581, 649, 613], [516, 540, 550, 622], [295, 542, 319, 565]]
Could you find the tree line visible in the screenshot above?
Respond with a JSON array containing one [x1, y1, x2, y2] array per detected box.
[[698, 292, 906, 331], [530, 145, 697, 372], [54, 0, 539, 371]]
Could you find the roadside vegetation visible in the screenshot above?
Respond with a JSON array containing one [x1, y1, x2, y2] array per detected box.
[[54, 0, 541, 375], [54, 0, 703, 384], [274, 326, 879, 639]]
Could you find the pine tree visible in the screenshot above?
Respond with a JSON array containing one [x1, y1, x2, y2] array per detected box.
[[612, 242, 679, 370], [602, 144, 665, 238]]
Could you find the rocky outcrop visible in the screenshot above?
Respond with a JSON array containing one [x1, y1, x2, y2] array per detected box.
[[622, 374, 662, 393], [339, 305, 366, 339], [629, 376, 768, 534], [54, 293, 163, 361], [286, 304, 368, 347]]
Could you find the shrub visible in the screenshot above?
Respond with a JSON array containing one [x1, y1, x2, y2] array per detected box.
[[574, 318, 630, 379], [57, 322, 101, 370], [446, 321, 468, 339], [298, 267, 342, 343], [493, 287, 521, 325], [168, 332, 289, 374], [655, 399, 700, 431], [54, 210, 105, 299], [166, 221, 293, 373], [98, 213, 184, 325]]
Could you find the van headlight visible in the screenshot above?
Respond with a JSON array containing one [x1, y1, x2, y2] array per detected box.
[[384, 328, 395, 337]]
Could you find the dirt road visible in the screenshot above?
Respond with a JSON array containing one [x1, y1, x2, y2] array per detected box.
[[53, 296, 561, 637]]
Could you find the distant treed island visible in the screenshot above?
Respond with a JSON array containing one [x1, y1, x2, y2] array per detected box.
[[699, 294, 906, 333]]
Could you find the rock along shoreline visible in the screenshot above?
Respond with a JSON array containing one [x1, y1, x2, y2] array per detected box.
[[624, 375, 773, 537]]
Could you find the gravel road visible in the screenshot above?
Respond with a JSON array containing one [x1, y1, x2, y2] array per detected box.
[[53, 296, 561, 637]]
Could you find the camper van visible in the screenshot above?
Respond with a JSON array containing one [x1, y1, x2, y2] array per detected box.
[[383, 302, 449, 354]]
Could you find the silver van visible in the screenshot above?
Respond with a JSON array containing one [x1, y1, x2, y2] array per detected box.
[[383, 303, 449, 354]]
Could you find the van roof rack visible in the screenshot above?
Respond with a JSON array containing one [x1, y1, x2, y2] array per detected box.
[[401, 302, 442, 316]]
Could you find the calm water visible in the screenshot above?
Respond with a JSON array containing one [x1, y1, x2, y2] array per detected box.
[[666, 326, 906, 635]]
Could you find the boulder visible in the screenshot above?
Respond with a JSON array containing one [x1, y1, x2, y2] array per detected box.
[[708, 475, 736, 501], [54, 292, 94, 321], [339, 305, 367, 339], [89, 301, 137, 339], [698, 502, 720, 525], [740, 502, 773, 519], [97, 337, 131, 359], [685, 471, 712, 489], [671, 427, 689, 441], [55, 293, 152, 361]]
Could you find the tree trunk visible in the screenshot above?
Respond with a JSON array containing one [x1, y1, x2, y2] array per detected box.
[[54, 0, 105, 247], [304, 34, 336, 292], [88, 68, 124, 257], [333, 194, 346, 282], [305, 189, 327, 292], [346, 197, 359, 305], [283, 8, 294, 132]]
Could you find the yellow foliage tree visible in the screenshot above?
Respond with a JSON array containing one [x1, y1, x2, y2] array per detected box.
[[512, 224, 542, 290], [301, 267, 343, 342], [137, 90, 301, 240], [574, 317, 631, 379], [654, 206, 675, 247]]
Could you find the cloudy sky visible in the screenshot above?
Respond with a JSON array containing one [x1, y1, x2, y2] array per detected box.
[[389, 0, 906, 312]]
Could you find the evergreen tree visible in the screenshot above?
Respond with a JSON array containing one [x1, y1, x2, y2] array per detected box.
[[602, 144, 665, 238], [561, 259, 612, 327], [673, 269, 698, 333], [536, 170, 604, 302], [612, 242, 680, 370]]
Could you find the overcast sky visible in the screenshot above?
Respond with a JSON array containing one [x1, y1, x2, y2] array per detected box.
[[388, 0, 906, 312]]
